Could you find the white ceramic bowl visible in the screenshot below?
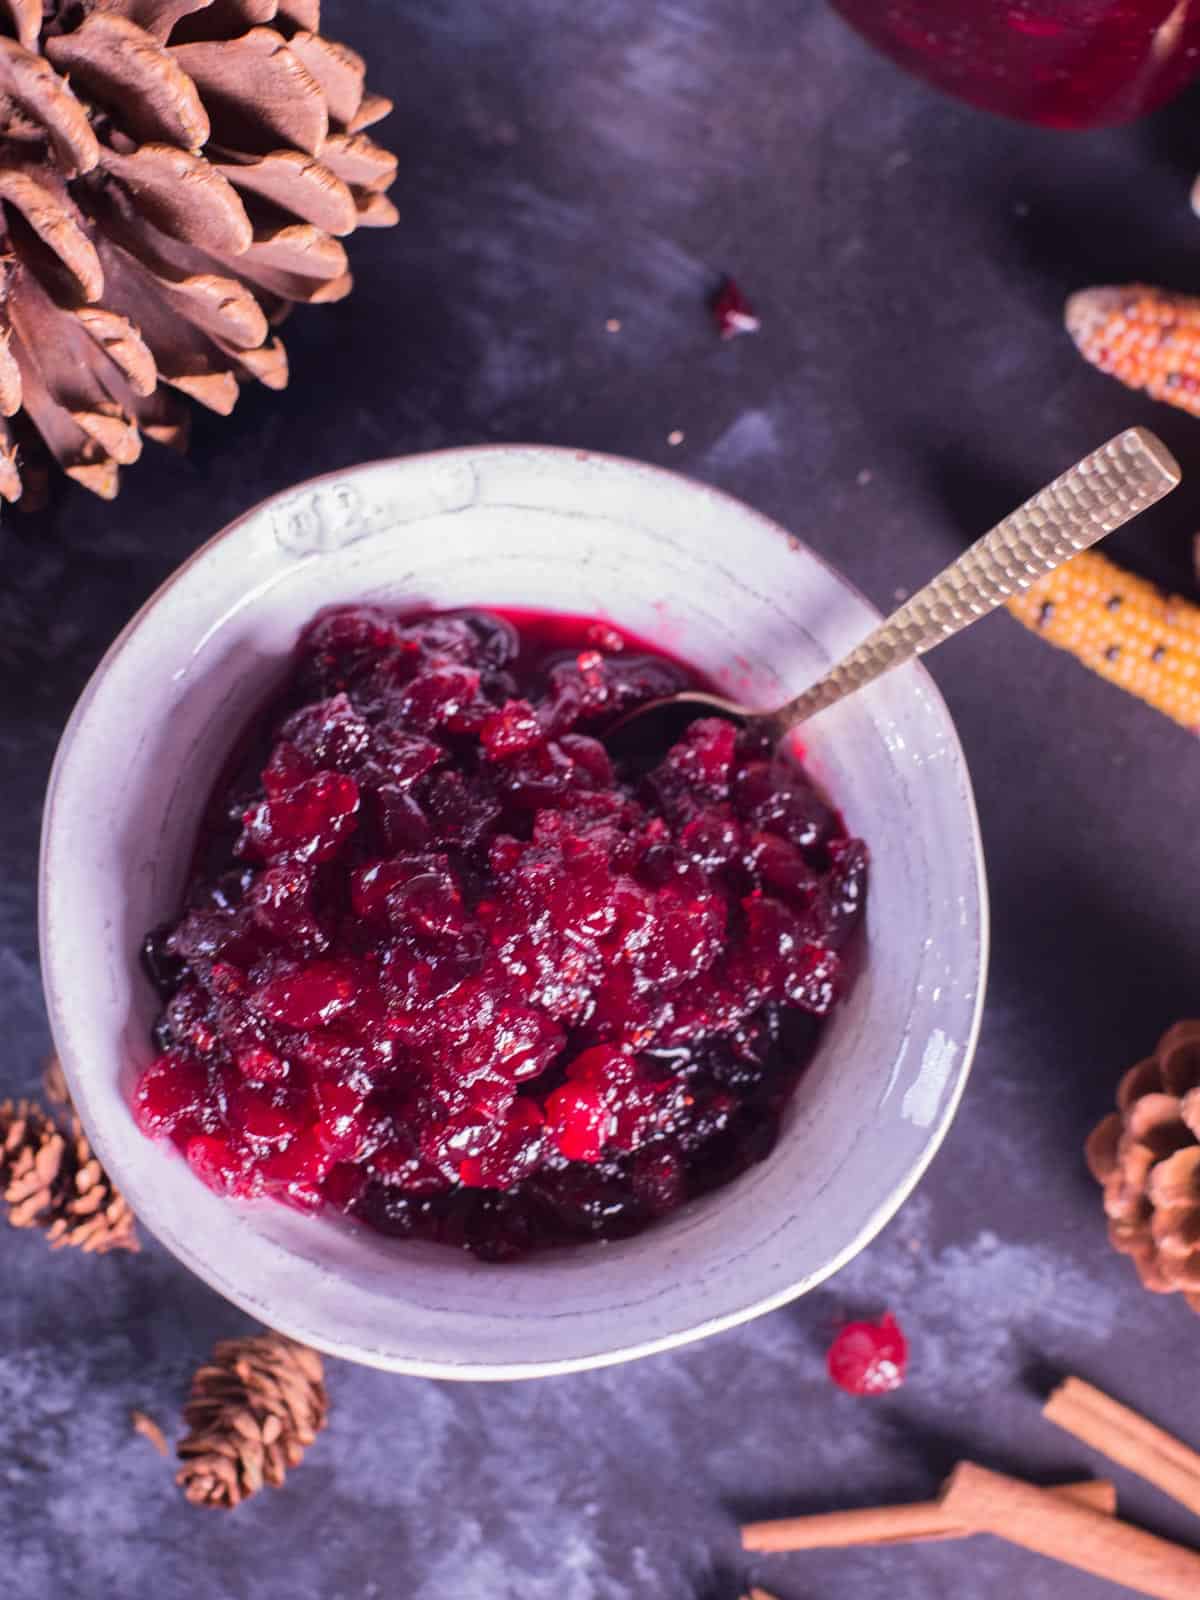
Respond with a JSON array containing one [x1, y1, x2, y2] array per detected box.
[[40, 445, 987, 1379]]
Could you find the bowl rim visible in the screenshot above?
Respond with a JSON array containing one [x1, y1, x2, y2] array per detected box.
[[40, 442, 989, 1378]]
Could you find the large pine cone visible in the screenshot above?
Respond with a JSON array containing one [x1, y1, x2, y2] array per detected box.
[[1086, 1020, 1200, 1312], [0, 0, 397, 503]]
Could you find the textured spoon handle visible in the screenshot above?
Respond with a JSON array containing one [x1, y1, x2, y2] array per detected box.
[[776, 427, 1181, 730]]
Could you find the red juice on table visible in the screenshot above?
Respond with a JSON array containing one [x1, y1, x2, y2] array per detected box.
[[830, 1, 1200, 127]]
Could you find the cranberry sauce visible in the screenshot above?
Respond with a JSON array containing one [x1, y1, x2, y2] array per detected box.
[[136, 607, 868, 1260]]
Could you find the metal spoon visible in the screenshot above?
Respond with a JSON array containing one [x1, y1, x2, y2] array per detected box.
[[609, 427, 1180, 749]]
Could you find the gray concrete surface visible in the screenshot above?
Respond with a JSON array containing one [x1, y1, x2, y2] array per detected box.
[[5, 3, 1200, 1595]]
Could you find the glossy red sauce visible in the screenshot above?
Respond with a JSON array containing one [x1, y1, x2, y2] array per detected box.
[[136, 606, 867, 1259]]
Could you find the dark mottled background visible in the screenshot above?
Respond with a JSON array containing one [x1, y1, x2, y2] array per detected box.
[[5, 3, 1200, 1596]]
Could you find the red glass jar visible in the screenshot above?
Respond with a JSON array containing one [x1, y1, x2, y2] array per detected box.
[[830, 0, 1200, 128]]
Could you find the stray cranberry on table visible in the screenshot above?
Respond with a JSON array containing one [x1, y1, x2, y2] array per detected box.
[[712, 276, 761, 340], [827, 1312, 909, 1395]]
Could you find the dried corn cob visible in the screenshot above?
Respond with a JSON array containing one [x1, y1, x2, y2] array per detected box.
[[1007, 550, 1200, 732], [1066, 286, 1200, 418]]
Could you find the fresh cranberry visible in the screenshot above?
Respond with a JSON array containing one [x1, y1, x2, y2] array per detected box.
[[827, 1312, 909, 1395], [136, 607, 866, 1258]]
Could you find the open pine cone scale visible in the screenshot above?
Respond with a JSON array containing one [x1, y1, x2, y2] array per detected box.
[[0, 0, 397, 502], [1087, 1021, 1200, 1310]]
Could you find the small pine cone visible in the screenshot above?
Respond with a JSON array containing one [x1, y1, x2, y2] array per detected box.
[[1086, 1021, 1200, 1314], [1066, 286, 1200, 419], [1007, 549, 1200, 734], [177, 1331, 327, 1508], [0, 1096, 139, 1252], [0, 0, 398, 503]]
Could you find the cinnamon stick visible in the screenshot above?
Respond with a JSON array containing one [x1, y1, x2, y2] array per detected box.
[[741, 1478, 1116, 1552], [941, 1461, 1200, 1600], [1044, 1377, 1200, 1520]]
